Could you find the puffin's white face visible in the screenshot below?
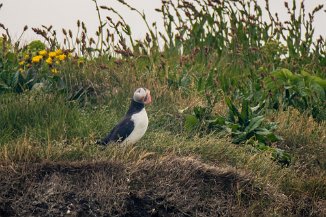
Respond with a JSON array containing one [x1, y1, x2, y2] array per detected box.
[[133, 88, 152, 105]]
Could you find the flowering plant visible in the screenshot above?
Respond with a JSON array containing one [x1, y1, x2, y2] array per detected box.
[[19, 48, 70, 76], [0, 37, 78, 94]]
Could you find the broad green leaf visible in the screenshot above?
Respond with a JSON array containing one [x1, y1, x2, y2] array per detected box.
[[271, 68, 294, 81], [12, 71, 24, 86], [255, 128, 271, 135], [266, 133, 282, 142], [184, 114, 199, 132], [301, 71, 326, 89], [256, 143, 270, 151], [28, 40, 46, 52], [245, 115, 264, 133], [272, 148, 291, 166], [240, 99, 250, 126], [225, 97, 242, 123], [232, 132, 248, 144], [5, 52, 16, 64], [206, 116, 225, 126], [226, 122, 240, 131], [0, 80, 11, 91]]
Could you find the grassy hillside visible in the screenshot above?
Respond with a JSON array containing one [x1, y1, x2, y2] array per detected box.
[[0, 0, 326, 216]]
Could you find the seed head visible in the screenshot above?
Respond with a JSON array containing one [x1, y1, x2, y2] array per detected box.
[[146, 33, 151, 43], [62, 28, 67, 36], [284, 2, 289, 9]]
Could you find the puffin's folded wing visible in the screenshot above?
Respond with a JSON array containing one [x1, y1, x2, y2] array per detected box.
[[99, 117, 135, 145]]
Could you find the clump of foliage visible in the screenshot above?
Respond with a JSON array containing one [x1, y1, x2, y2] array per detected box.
[[184, 97, 291, 166], [0, 39, 73, 93], [0, 36, 18, 92], [222, 98, 280, 145], [263, 68, 326, 121]]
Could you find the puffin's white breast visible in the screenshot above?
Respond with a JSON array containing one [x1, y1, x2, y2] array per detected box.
[[124, 108, 148, 145]]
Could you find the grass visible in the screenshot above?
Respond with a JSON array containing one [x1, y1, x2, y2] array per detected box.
[[0, 56, 325, 215], [1, 0, 326, 216], [0, 88, 325, 215], [0, 57, 325, 216]]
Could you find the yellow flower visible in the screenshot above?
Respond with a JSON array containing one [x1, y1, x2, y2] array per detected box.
[[39, 50, 47, 56], [24, 54, 30, 60], [51, 68, 58, 74], [46, 57, 53, 65], [55, 49, 63, 55], [19, 60, 25, 65], [19, 68, 24, 72], [57, 54, 66, 61], [56, 61, 60, 65], [49, 52, 57, 58], [32, 55, 43, 63]]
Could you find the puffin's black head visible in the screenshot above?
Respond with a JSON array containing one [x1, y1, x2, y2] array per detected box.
[[133, 87, 152, 105]]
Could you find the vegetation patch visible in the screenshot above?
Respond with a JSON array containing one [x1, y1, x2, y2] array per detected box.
[[0, 156, 292, 217], [0, 0, 325, 216]]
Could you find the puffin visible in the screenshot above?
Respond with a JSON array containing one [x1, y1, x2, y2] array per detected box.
[[97, 87, 152, 146]]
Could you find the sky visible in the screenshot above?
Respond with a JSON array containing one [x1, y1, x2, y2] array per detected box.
[[0, 0, 325, 44]]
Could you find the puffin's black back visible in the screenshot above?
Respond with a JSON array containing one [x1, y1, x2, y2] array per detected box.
[[98, 100, 144, 145]]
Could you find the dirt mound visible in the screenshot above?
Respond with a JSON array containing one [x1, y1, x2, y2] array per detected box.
[[0, 157, 288, 217]]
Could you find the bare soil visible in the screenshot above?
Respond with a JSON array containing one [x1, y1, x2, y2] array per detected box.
[[0, 156, 322, 217]]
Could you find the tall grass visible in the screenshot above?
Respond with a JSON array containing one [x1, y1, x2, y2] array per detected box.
[[0, 93, 84, 144], [1, 1, 325, 95]]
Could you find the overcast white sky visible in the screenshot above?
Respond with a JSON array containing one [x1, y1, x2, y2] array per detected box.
[[0, 0, 325, 44]]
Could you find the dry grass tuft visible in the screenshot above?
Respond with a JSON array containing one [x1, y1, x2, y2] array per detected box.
[[0, 156, 291, 217]]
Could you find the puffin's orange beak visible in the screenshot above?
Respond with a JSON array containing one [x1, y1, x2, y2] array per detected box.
[[144, 89, 152, 105]]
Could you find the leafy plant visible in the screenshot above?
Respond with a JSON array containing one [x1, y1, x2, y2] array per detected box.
[[184, 97, 290, 165], [0, 37, 18, 93], [184, 92, 219, 133], [271, 148, 292, 167], [0, 38, 73, 93], [220, 98, 291, 165], [27, 40, 46, 53], [264, 68, 326, 120], [223, 98, 280, 144]]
